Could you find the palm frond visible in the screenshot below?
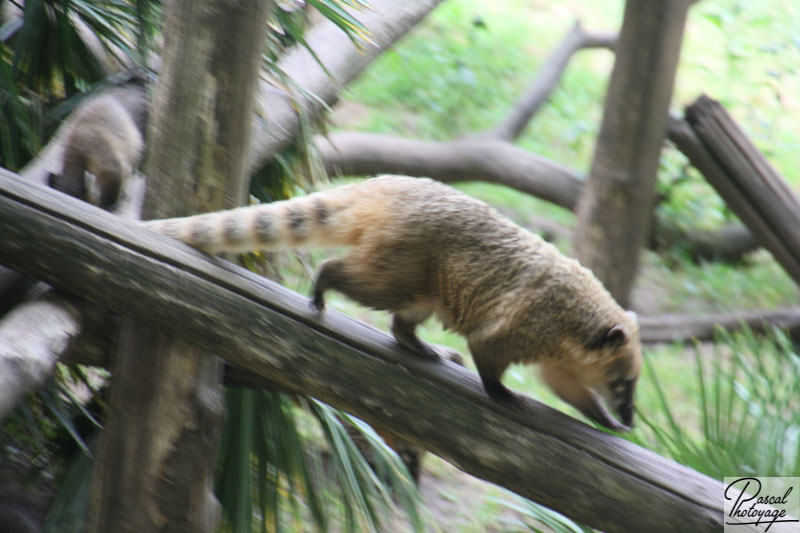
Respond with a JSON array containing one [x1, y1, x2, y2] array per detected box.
[[216, 389, 425, 533], [496, 494, 594, 533], [629, 326, 800, 478]]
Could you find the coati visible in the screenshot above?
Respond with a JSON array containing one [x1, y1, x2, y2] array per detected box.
[[144, 176, 642, 431], [48, 92, 144, 210]]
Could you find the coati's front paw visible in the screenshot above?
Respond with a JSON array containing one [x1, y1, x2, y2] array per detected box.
[[310, 293, 325, 313], [484, 381, 525, 407]]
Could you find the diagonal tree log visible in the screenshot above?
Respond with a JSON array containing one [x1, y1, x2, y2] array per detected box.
[[0, 167, 752, 533], [684, 95, 800, 286]]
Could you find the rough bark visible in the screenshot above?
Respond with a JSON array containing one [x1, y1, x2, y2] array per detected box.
[[246, 0, 444, 172], [88, 1, 272, 532], [574, 0, 691, 307], [0, 170, 751, 533], [684, 95, 800, 286]]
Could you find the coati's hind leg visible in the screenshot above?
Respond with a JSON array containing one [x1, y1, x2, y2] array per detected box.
[[391, 310, 464, 364], [311, 258, 463, 364], [311, 258, 346, 312], [311, 258, 414, 313], [469, 341, 522, 405]]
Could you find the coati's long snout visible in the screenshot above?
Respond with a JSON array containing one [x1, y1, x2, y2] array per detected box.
[[539, 316, 641, 431]]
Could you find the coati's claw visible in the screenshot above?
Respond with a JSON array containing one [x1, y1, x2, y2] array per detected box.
[[310, 296, 325, 314], [432, 344, 465, 366], [399, 339, 464, 365]]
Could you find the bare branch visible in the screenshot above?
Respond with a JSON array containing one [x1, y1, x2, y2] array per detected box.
[[485, 22, 617, 142], [318, 132, 583, 210]]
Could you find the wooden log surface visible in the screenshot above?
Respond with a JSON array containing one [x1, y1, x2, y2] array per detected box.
[[0, 169, 753, 532], [685, 96, 800, 285]]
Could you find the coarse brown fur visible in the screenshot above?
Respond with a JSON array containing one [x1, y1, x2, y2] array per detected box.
[[144, 176, 643, 431], [48, 93, 144, 210]]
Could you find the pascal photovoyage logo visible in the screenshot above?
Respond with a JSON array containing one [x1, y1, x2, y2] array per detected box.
[[724, 477, 800, 532]]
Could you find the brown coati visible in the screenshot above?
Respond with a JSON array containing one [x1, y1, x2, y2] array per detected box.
[[144, 176, 642, 431], [48, 92, 144, 210]]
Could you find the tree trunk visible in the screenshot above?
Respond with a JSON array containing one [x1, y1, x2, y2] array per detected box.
[[87, 1, 272, 532], [574, 0, 691, 306]]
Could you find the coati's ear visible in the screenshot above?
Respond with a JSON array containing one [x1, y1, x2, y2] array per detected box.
[[590, 324, 628, 350], [605, 324, 628, 347]]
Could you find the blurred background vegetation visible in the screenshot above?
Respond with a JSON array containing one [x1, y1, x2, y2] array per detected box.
[[1, 0, 799, 531]]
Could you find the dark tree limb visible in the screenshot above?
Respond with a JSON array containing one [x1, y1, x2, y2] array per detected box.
[[0, 169, 750, 533], [318, 131, 758, 262], [318, 132, 583, 210], [484, 22, 617, 142], [649, 217, 758, 263]]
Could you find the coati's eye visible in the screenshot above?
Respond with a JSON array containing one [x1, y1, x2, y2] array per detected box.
[[610, 378, 634, 396]]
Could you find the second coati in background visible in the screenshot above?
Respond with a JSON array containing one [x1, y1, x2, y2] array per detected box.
[[48, 90, 144, 210], [144, 176, 642, 431]]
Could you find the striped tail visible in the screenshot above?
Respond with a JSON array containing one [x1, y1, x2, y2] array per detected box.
[[142, 192, 352, 254]]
